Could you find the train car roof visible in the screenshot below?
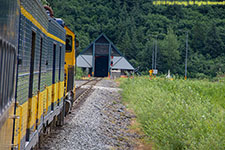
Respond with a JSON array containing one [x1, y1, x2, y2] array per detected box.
[[64, 26, 75, 35]]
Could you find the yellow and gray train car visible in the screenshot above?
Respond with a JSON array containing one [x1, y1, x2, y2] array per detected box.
[[0, 0, 20, 149], [0, 0, 76, 150]]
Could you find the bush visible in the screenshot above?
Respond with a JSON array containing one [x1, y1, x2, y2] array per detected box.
[[120, 77, 225, 150], [75, 67, 85, 79]]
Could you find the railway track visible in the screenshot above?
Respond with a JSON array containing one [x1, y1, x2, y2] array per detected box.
[[39, 79, 138, 150], [74, 78, 102, 106], [38, 78, 102, 149]]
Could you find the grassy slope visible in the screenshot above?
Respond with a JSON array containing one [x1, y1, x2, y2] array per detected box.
[[119, 77, 225, 150]]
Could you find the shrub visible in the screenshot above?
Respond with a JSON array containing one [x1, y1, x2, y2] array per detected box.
[[75, 67, 85, 79]]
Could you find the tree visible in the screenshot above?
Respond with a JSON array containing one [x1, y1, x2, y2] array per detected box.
[[205, 23, 224, 58], [191, 21, 207, 53], [118, 31, 131, 57], [41, 0, 49, 5], [45, 0, 225, 77], [160, 28, 180, 73]]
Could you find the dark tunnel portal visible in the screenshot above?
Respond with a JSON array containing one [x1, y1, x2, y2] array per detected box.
[[94, 56, 109, 77]]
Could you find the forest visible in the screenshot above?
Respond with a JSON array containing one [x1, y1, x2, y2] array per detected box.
[[44, 0, 225, 78]]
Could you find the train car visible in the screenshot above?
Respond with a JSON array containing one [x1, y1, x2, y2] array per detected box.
[[13, 1, 52, 149], [0, 0, 76, 150], [55, 18, 77, 113], [64, 26, 76, 106], [0, 0, 20, 150]]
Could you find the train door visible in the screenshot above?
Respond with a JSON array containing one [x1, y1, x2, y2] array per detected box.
[[56, 46, 65, 126], [58, 46, 62, 106], [36, 37, 43, 129], [38, 38, 43, 102], [26, 31, 36, 141], [51, 44, 56, 110]]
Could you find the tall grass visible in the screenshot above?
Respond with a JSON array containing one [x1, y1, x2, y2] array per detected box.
[[120, 77, 225, 150]]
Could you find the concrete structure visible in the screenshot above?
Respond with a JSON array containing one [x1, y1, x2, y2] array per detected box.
[[76, 33, 134, 77]]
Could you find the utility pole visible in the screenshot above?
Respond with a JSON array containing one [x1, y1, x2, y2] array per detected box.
[[152, 40, 154, 69], [185, 31, 188, 80], [155, 39, 157, 70]]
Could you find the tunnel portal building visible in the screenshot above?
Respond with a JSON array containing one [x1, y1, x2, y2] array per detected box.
[[76, 33, 134, 77]]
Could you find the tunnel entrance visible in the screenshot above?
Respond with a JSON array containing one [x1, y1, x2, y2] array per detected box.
[[94, 55, 108, 77], [77, 33, 135, 77]]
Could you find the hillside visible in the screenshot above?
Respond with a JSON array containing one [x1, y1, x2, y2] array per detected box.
[[45, 0, 225, 78]]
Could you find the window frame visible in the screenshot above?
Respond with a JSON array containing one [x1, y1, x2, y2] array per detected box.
[[65, 35, 73, 53]]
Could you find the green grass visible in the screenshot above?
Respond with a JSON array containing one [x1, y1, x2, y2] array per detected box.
[[119, 77, 225, 150]]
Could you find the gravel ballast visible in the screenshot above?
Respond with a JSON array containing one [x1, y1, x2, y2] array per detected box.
[[39, 79, 139, 150]]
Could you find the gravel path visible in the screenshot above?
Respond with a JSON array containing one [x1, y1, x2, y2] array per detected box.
[[75, 80, 89, 88], [39, 79, 139, 150]]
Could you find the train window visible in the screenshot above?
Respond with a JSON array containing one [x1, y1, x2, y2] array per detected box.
[[0, 39, 16, 114], [0, 39, 3, 113], [1, 42, 7, 113], [66, 35, 72, 52], [7, 45, 15, 105]]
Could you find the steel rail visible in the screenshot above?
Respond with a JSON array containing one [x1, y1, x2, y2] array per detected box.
[[75, 78, 96, 91], [74, 78, 102, 106]]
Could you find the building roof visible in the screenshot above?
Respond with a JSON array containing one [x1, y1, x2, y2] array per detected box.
[[76, 33, 134, 70]]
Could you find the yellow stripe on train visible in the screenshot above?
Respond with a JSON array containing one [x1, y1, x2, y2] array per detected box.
[[13, 101, 28, 150], [0, 103, 15, 150], [13, 80, 64, 149], [20, 6, 65, 45]]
